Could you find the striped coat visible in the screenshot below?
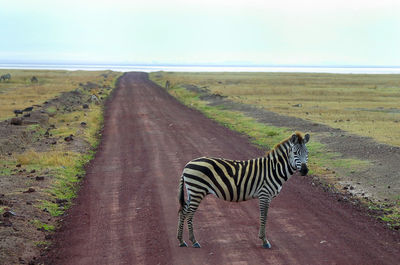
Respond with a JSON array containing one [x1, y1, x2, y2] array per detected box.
[[177, 132, 310, 249]]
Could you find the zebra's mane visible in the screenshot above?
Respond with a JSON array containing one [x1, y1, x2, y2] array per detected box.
[[265, 131, 305, 156]]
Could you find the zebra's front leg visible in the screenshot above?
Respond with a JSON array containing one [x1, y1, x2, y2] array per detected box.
[[177, 209, 188, 247], [258, 196, 272, 249]]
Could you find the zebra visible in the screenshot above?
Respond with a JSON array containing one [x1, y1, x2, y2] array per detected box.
[[0, 73, 11, 82], [31, 76, 38, 83], [177, 132, 310, 249]]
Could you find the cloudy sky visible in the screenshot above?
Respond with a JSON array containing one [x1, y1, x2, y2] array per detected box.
[[0, 0, 399, 66]]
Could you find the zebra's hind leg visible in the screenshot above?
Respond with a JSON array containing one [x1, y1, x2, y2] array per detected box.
[[187, 212, 201, 248], [186, 198, 203, 248], [177, 206, 188, 247]]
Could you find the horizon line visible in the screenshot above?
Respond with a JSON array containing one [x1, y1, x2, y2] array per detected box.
[[1, 62, 400, 68]]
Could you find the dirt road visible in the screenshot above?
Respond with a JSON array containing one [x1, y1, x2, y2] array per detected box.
[[45, 72, 400, 265]]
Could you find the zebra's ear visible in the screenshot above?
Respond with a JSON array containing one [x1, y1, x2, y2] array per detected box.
[[290, 133, 298, 144], [304, 133, 310, 144]]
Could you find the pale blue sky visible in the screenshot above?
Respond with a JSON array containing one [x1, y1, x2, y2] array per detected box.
[[1, 0, 399, 66]]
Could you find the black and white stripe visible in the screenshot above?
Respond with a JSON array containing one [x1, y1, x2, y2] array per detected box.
[[177, 132, 310, 248]]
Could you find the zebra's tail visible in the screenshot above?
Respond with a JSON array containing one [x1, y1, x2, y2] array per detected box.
[[178, 175, 185, 214]]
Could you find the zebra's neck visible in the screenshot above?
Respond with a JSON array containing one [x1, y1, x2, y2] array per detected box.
[[264, 140, 296, 186]]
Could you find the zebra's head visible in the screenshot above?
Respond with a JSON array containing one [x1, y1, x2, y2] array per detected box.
[[288, 132, 310, 176]]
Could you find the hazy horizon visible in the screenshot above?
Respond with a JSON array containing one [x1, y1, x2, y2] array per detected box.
[[1, 0, 399, 67], [1, 61, 400, 68]]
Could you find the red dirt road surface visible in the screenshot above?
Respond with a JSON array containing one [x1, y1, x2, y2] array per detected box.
[[45, 72, 400, 265]]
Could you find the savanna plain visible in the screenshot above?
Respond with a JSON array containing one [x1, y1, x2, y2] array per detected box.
[[0, 69, 399, 264]]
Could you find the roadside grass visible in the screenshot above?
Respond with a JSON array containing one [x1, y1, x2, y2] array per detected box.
[[36, 153, 91, 216], [35, 71, 119, 216], [0, 70, 121, 263], [1, 70, 121, 217], [150, 74, 399, 229], [13, 127, 97, 217], [34, 241, 51, 248], [49, 104, 104, 147], [22, 92, 115, 217], [30, 219, 55, 232], [152, 72, 400, 146], [368, 199, 400, 229], [16, 150, 80, 167]]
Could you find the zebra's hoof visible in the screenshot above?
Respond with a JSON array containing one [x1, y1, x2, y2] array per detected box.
[[192, 242, 201, 248], [179, 241, 188, 247], [262, 241, 271, 249]]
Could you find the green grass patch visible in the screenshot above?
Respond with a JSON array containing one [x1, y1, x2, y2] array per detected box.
[[34, 241, 51, 248], [25, 124, 47, 142], [46, 106, 57, 114], [28, 124, 45, 132], [38, 200, 64, 217], [30, 219, 55, 232], [0, 158, 15, 175], [50, 153, 92, 198], [368, 199, 400, 229], [0, 166, 12, 176]]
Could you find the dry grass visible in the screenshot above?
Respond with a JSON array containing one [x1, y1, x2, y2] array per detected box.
[[151, 72, 400, 146], [0, 69, 115, 121], [48, 95, 104, 147], [16, 150, 80, 167]]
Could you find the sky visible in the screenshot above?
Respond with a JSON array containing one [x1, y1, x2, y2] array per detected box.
[[0, 0, 399, 66]]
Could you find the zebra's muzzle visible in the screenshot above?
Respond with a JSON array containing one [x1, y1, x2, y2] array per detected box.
[[300, 163, 308, 176]]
